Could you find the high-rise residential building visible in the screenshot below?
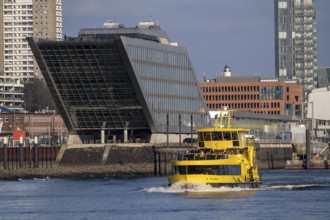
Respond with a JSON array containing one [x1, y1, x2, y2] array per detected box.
[[0, 0, 62, 110], [274, 0, 317, 112]]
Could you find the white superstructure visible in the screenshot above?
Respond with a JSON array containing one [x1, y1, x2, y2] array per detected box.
[[307, 87, 330, 140]]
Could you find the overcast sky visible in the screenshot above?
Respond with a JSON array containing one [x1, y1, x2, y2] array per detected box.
[[62, 0, 330, 81]]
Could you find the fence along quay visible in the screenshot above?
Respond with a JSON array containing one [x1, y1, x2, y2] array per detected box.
[[1, 137, 60, 170]]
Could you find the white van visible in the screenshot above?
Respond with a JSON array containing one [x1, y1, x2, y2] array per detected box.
[[245, 134, 259, 141]]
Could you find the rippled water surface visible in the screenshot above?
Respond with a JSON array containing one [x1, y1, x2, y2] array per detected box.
[[1, 170, 330, 220]]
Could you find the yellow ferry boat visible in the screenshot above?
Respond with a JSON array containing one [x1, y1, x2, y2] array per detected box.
[[168, 109, 261, 188]]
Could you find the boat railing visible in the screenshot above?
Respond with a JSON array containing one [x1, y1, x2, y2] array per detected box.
[[246, 139, 255, 146]]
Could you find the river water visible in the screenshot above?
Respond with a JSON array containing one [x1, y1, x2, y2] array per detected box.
[[0, 170, 330, 220]]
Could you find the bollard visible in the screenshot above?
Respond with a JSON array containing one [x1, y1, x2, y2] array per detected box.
[[158, 153, 162, 176], [19, 136, 24, 169], [266, 151, 270, 170], [306, 129, 311, 169], [164, 153, 167, 175], [271, 154, 274, 170], [50, 142, 53, 168], [153, 147, 157, 176], [3, 137, 8, 169], [34, 137, 39, 168]]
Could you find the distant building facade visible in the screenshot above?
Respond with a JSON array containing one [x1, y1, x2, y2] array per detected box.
[[307, 86, 330, 142], [317, 67, 330, 88], [0, 0, 62, 110], [200, 65, 303, 120], [0, 112, 68, 144], [28, 21, 210, 144], [274, 0, 317, 112]]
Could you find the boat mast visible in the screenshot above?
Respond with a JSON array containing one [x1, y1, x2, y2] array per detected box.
[[217, 107, 234, 128]]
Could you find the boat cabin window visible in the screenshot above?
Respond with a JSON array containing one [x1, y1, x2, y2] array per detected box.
[[223, 132, 231, 140], [203, 132, 211, 141], [198, 132, 203, 141], [198, 132, 212, 141], [171, 166, 187, 175], [172, 165, 241, 175], [198, 131, 241, 146], [232, 132, 238, 140], [212, 132, 223, 140], [232, 131, 240, 146]]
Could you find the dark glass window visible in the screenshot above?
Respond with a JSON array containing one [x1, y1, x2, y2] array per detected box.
[[212, 132, 223, 140], [223, 132, 231, 140], [177, 165, 241, 175], [203, 132, 211, 141]]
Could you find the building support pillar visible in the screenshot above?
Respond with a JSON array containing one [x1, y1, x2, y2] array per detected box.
[[101, 122, 106, 144], [101, 129, 105, 144], [124, 128, 128, 143]]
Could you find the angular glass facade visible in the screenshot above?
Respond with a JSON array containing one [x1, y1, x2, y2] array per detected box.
[[122, 37, 208, 132], [28, 23, 210, 142]]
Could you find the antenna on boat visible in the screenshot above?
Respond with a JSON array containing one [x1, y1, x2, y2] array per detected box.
[[216, 106, 235, 128]]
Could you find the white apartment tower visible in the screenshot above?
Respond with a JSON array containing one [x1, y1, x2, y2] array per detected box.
[[275, 0, 317, 114], [0, 0, 62, 110]]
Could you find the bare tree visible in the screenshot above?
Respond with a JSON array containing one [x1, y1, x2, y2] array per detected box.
[[24, 78, 57, 112]]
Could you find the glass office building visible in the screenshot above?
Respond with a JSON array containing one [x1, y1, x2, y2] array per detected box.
[[28, 21, 210, 143]]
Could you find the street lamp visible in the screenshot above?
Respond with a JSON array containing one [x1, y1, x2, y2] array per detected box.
[[308, 101, 314, 138], [13, 110, 16, 130], [306, 101, 314, 170]]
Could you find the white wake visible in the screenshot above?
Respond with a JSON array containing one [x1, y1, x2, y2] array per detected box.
[[265, 184, 317, 190], [145, 181, 254, 193]]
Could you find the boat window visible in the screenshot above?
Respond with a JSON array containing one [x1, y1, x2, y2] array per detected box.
[[187, 165, 241, 175], [203, 132, 211, 141], [232, 132, 238, 140], [232, 131, 240, 146], [172, 166, 187, 175], [212, 132, 223, 140], [198, 132, 203, 141], [223, 132, 231, 140]]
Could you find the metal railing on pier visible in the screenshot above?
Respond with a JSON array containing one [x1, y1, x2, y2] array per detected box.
[[0, 143, 60, 170]]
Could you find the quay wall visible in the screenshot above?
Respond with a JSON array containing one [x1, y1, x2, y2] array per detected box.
[[0, 143, 292, 179], [256, 143, 292, 169]]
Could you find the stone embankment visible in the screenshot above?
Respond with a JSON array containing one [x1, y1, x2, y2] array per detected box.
[[0, 144, 188, 180]]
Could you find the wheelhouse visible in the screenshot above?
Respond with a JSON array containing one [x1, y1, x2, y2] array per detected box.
[[196, 128, 250, 150]]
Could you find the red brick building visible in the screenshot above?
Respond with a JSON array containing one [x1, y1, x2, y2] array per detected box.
[[0, 112, 68, 143], [200, 74, 303, 119]]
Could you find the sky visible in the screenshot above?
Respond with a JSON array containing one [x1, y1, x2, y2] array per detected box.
[[62, 0, 330, 81]]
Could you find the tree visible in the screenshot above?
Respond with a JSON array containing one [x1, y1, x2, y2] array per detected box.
[[24, 78, 57, 112]]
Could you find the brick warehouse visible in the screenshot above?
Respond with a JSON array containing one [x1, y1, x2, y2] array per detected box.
[[0, 111, 68, 143], [200, 65, 303, 119]]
